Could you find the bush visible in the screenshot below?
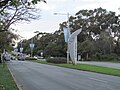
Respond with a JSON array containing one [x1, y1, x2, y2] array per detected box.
[[95, 53, 120, 62], [83, 54, 120, 62], [46, 57, 67, 64], [25, 57, 37, 60], [0, 53, 1, 63], [84, 58, 98, 61]]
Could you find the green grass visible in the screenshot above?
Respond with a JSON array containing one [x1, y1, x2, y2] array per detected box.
[[0, 63, 18, 90], [57, 64, 120, 76], [32, 60, 48, 64], [32, 60, 120, 76]]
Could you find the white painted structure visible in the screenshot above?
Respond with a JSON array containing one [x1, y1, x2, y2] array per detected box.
[[68, 29, 82, 64]]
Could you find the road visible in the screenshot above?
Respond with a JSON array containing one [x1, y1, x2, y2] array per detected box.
[[78, 61, 120, 69], [8, 60, 120, 90]]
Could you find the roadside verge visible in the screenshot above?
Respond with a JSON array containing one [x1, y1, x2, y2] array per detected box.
[[32, 60, 120, 77]]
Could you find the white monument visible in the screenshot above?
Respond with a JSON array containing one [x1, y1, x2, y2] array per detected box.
[[68, 29, 82, 65]]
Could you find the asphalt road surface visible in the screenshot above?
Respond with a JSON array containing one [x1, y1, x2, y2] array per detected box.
[[8, 60, 120, 90]]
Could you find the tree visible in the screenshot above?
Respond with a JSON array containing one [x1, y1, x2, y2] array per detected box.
[[78, 38, 96, 59], [0, 30, 18, 53], [68, 7, 120, 57], [0, 0, 46, 52], [22, 7, 120, 59], [0, 0, 46, 32], [22, 29, 66, 57], [0, 0, 47, 9]]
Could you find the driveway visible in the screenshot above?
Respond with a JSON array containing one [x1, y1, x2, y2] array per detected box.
[[8, 60, 120, 90]]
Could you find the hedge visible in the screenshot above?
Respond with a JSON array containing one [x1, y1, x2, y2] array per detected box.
[[46, 57, 67, 64]]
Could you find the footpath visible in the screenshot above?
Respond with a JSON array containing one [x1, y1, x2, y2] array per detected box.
[[77, 61, 120, 69]]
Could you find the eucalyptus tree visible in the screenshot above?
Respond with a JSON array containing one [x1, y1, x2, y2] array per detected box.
[[22, 7, 120, 58], [22, 29, 66, 57], [0, 30, 18, 52], [36, 30, 65, 57], [67, 8, 120, 57], [0, 0, 46, 53], [0, 0, 46, 32], [0, 0, 47, 11]]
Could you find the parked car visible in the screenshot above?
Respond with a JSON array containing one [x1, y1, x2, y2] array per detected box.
[[17, 53, 25, 61], [34, 56, 44, 60], [3, 53, 11, 61]]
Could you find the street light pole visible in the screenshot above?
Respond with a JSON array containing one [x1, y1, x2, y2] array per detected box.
[[30, 38, 34, 57], [20, 41, 23, 61], [54, 12, 70, 64], [67, 13, 70, 64], [31, 38, 33, 57], [29, 31, 39, 57]]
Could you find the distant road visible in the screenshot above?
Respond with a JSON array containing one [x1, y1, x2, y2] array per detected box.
[[8, 60, 120, 90], [78, 61, 120, 69]]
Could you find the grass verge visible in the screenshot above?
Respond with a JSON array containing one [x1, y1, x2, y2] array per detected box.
[[32, 60, 48, 64], [0, 63, 18, 90], [32, 60, 120, 77], [57, 64, 120, 76]]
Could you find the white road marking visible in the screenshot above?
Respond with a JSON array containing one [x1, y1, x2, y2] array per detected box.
[[89, 77, 108, 83]]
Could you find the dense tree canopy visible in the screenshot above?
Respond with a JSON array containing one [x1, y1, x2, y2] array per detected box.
[[18, 7, 120, 60], [0, 0, 46, 53], [0, 0, 46, 32], [0, 30, 18, 53]]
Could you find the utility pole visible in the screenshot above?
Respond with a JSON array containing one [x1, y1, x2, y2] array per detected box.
[[54, 12, 71, 64]]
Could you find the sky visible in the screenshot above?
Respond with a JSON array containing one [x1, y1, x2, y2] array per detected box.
[[11, 0, 120, 40]]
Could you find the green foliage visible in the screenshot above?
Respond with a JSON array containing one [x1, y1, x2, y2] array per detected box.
[[0, 0, 46, 9], [74, 7, 120, 59], [0, 64, 18, 90], [57, 64, 120, 76], [0, 0, 46, 33], [46, 57, 67, 64], [32, 60, 47, 64], [22, 7, 120, 61], [83, 53, 120, 62], [95, 54, 120, 62], [0, 31, 17, 52], [23, 31, 66, 58], [31, 60, 120, 76], [0, 53, 1, 63]]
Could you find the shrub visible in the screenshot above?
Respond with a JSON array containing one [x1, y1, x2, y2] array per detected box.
[[95, 54, 120, 62], [0, 54, 1, 63], [46, 57, 67, 64], [84, 58, 97, 61], [84, 54, 120, 62], [96, 53, 101, 60]]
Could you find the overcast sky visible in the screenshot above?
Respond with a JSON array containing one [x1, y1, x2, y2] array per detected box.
[[11, 0, 120, 39]]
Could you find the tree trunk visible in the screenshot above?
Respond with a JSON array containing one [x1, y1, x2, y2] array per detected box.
[[86, 53, 89, 59]]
